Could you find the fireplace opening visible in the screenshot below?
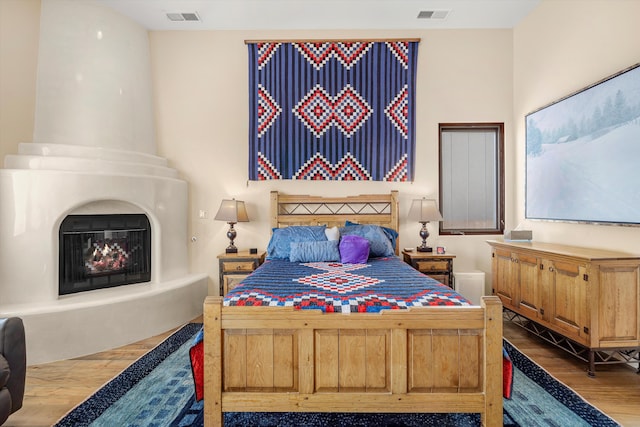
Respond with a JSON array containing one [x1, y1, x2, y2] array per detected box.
[[59, 214, 151, 295]]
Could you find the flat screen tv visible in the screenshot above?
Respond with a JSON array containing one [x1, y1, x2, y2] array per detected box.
[[526, 63, 640, 225]]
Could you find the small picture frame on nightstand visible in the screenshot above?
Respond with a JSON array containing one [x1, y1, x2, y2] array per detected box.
[[436, 246, 446, 254]]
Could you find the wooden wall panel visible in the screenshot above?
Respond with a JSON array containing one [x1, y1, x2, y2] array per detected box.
[[365, 330, 389, 391], [273, 331, 297, 390], [408, 330, 433, 391], [246, 330, 274, 389], [459, 332, 482, 392], [315, 329, 339, 391], [224, 330, 247, 390], [339, 330, 367, 391]]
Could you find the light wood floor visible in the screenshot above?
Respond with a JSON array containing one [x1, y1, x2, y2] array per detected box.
[[4, 318, 640, 427]]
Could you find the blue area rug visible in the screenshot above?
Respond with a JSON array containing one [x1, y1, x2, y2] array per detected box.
[[55, 323, 620, 427]]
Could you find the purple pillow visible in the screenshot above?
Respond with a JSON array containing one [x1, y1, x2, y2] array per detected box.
[[339, 235, 370, 264]]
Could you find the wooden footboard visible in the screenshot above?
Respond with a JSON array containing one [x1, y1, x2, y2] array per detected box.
[[203, 295, 503, 426]]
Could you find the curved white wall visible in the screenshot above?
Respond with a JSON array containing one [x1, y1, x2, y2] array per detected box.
[[33, 0, 156, 153]]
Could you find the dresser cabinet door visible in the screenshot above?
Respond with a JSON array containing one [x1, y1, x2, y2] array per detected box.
[[492, 248, 518, 309], [549, 261, 589, 344], [595, 264, 640, 347], [516, 253, 541, 320]]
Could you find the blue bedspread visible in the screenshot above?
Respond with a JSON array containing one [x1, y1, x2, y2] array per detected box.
[[224, 256, 471, 313]]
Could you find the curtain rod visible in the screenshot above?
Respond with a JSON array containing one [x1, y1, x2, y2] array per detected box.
[[244, 38, 421, 45]]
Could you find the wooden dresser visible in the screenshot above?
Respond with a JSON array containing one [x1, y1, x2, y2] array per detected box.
[[487, 240, 640, 375]]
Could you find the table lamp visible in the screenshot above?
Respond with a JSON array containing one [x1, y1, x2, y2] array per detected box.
[[214, 199, 249, 253], [408, 198, 443, 252]]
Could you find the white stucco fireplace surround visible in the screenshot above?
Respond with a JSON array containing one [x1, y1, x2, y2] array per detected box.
[[0, 0, 207, 364]]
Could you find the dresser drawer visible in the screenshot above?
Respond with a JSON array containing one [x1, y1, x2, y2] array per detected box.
[[221, 261, 256, 273], [416, 260, 449, 272]]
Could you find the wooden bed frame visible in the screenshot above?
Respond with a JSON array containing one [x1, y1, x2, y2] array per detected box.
[[203, 191, 503, 426]]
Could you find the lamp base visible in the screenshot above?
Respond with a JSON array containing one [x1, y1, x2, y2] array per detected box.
[[225, 247, 238, 254], [417, 246, 433, 253]]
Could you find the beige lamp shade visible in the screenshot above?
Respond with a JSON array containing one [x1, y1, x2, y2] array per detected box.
[[408, 198, 443, 222], [214, 199, 249, 223]]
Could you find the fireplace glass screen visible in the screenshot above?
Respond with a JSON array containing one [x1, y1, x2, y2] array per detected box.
[[59, 214, 151, 295]]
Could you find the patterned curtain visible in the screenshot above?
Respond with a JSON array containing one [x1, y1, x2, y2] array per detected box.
[[248, 40, 419, 181]]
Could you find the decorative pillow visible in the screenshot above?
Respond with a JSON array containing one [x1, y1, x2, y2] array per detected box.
[[340, 224, 395, 258], [345, 220, 398, 252], [380, 226, 399, 251], [290, 240, 340, 263], [266, 225, 327, 260], [325, 226, 340, 241], [339, 235, 370, 264]]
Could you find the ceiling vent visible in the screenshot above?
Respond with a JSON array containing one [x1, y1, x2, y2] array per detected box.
[[417, 10, 450, 20], [166, 12, 201, 22]]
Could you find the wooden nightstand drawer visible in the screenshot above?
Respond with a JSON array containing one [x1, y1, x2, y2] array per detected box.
[[426, 274, 449, 286], [221, 261, 256, 273], [217, 250, 266, 296], [416, 260, 449, 272]]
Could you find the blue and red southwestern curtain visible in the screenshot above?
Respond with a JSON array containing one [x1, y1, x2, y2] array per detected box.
[[248, 40, 419, 181]]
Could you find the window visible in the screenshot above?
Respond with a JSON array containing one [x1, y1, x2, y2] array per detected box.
[[439, 123, 504, 235]]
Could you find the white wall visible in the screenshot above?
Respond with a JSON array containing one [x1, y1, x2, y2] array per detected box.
[[34, 0, 156, 152], [149, 29, 514, 294], [513, 0, 640, 254], [0, 0, 40, 162]]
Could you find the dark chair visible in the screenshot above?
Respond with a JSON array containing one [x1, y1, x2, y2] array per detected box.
[[0, 318, 26, 426]]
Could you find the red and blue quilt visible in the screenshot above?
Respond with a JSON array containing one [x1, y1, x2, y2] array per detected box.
[[224, 257, 471, 312]]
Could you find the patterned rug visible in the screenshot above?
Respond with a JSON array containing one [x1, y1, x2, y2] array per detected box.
[[55, 323, 620, 427]]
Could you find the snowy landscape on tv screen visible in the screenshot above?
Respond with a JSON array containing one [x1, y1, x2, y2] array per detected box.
[[526, 64, 640, 225]]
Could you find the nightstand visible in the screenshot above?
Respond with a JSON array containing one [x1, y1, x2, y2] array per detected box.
[[217, 250, 265, 296], [402, 250, 456, 288]]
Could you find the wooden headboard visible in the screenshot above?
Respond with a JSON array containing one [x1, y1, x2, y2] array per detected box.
[[270, 191, 399, 252]]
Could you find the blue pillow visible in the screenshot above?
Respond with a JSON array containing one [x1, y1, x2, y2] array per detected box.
[[345, 220, 398, 251], [380, 227, 398, 251], [290, 240, 340, 263], [339, 224, 395, 258], [267, 226, 327, 260], [339, 235, 370, 264]]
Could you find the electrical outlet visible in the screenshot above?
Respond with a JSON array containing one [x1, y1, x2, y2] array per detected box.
[[199, 210, 207, 219]]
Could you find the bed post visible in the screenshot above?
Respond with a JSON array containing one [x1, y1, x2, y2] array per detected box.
[[270, 191, 279, 229], [389, 190, 399, 254], [204, 296, 223, 427], [481, 295, 503, 427]]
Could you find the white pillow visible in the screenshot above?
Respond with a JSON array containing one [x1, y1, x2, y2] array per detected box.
[[324, 226, 340, 241]]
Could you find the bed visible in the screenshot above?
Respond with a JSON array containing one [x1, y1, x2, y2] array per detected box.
[[202, 191, 503, 426]]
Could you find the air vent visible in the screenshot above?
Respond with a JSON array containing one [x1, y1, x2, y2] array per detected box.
[[166, 12, 201, 22], [417, 10, 450, 20]]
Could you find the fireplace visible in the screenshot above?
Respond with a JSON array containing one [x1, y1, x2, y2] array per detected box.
[[59, 214, 152, 295], [0, 0, 208, 365]]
